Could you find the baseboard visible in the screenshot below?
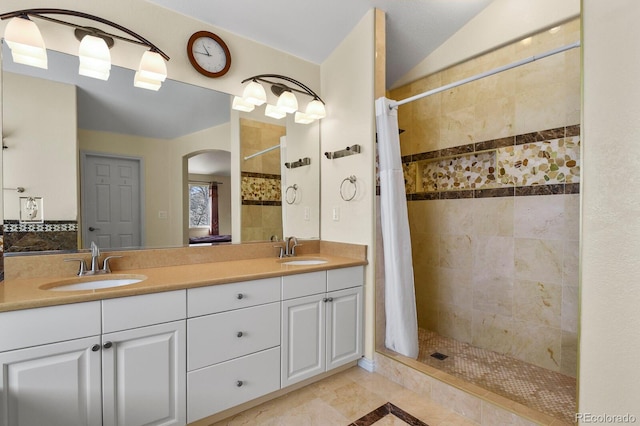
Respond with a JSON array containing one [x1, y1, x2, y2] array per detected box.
[[358, 356, 376, 372]]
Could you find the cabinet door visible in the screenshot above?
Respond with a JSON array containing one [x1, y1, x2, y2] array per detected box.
[[0, 336, 102, 426], [326, 287, 363, 370], [281, 294, 325, 387], [102, 321, 186, 426]]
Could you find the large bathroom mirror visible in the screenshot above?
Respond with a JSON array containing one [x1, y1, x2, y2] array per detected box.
[[1, 43, 320, 257]]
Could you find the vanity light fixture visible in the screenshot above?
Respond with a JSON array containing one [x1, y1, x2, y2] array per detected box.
[[0, 8, 170, 90], [232, 74, 326, 124]]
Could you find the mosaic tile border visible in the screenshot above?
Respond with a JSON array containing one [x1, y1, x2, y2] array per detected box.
[[3, 221, 79, 233], [241, 172, 282, 203], [399, 125, 580, 200], [349, 402, 428, 426]]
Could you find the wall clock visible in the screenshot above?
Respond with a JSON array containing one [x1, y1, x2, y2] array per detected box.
[[186, 31, 231, 78]]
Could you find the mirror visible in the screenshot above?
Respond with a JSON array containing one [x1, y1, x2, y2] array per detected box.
[[1, 42, 319, 259]]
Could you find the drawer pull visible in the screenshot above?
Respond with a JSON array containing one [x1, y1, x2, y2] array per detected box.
[[236, 380, 244, 387], [236, 331, 244, 338], [91, 344, 101, 352], [103, 341, 113, 349], [236, 293, 244, 300]]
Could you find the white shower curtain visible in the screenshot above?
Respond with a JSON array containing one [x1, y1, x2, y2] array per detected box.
[[375, 97, 419, 358]]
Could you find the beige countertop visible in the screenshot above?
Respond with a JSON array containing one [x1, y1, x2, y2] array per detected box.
[[0, 254, 367, 313]]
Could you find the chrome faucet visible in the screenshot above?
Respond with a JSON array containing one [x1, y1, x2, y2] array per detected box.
[[64, 241, 122, 276], [286, 236, 301, 257]]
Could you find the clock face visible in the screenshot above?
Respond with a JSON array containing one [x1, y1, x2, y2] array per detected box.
[[187, 31, 231, 78]]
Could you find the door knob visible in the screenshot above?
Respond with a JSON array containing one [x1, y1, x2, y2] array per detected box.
[[88, 226, 100, 232]]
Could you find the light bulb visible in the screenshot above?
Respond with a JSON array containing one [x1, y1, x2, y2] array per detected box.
[[232, 96, 255, 112]]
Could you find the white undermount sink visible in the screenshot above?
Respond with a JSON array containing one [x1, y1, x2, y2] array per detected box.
[[279, 258, 328, 266], [42, 275, 147, 292]]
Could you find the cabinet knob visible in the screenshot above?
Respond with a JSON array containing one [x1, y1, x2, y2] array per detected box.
[[328, 297, 334, 302], [323, 298, 328, 303], [103, 341, 113, 349], [236, 331, 244, 338], [236, 380, 244, 387], [236, 293, 244, 300], [91, 344, 101, 352]]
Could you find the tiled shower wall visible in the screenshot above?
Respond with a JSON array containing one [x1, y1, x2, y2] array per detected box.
[[387, 19, 580, 376]]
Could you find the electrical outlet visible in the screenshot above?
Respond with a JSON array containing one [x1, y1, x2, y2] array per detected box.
[[332, 207, 340, 221], [158, 210, 167, 219], [304, 206, 310, 221]]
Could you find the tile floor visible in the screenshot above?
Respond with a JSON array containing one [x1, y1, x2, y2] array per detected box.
[[416, 329, 576, 424], [211, 366, 481, 425]]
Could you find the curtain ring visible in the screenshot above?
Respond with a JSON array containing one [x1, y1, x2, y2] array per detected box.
[[340, 175, 357, 201], [285, 184, 298, 205]]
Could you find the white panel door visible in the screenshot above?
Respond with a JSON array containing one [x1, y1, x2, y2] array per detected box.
[[281, 294, 325, 387], [82, 153, 142, 249], [326, 287, 363, 370], [0, 336, 102, 426], [101, 321, 186, 426]]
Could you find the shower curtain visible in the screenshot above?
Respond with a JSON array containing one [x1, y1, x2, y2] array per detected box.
[[375, 97, 419, 358]]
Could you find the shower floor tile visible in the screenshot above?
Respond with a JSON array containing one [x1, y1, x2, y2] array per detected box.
[[417, 328, 576, 424]]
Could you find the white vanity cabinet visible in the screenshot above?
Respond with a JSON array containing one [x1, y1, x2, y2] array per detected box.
[[101, 291, 186, 426], [186, 278, 281, 423], [0, 291, 187, 426], [281, 266, 363, 387]]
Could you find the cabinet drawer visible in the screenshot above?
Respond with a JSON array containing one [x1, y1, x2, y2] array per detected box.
[[0, 302, 101, 352], [327, 266, 364, 292], [188, 277, 280, 317], [187, 302, 280, 370], [102, 290, 186, 333], [282, 271, 326, 300], [187, 347, 280, 423]]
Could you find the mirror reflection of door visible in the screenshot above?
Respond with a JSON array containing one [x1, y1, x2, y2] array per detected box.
[[81, 153, 143, 249]]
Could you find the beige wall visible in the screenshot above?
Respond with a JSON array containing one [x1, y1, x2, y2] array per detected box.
[[580, 0, 640, 419], [320, 10, 377, 359], [3, 73, 77, 221]]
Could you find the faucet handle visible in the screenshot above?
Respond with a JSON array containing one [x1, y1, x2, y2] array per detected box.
[[273, 245, 285, 258], [64, 258, 88, 276], [102, 256, 122, 273]]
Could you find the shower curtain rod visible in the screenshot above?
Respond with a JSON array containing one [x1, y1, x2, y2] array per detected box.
[[243, 144, 280, 161], [389, 41, 581, 109]]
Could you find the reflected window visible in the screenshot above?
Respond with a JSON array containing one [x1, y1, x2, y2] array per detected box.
[[189, 183, 210, 228]]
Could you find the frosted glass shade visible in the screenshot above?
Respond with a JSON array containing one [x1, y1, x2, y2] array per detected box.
[[305, 99, 326, 119], [242, 81, 267, 106], [232, 96, 255, 112], [133, 71, 161, 91], [137, 51, 167, 82], [294, 112, 314, 124], [276, 91, 298, 114], [78, 35, 111, 80], [265, 104, 286, 119], [4, 17, 47, 69]]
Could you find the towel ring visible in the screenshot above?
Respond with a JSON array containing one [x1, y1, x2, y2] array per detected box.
[[285, 184, 298, 205], [340, 175, 357, 201]]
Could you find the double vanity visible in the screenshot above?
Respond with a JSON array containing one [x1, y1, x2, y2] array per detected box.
[[0, 241, 367, 426]]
